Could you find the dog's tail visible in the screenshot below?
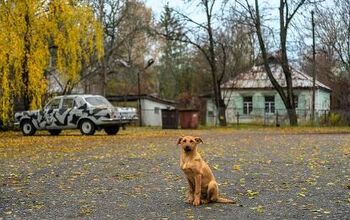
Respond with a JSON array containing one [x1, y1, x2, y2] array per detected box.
[[216, 197, 236, 204]]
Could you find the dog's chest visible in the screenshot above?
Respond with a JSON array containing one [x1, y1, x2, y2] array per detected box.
[[181, 162, 192, 172], [181, 158, 200, 174]]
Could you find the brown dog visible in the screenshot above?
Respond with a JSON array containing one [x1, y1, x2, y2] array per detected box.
[[177, 136, 235, 206]]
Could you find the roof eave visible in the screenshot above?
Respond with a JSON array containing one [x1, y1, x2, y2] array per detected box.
[[222, 86, 332, 92]]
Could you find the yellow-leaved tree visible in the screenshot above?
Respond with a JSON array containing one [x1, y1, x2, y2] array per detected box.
[[0, 0, 103, 125]]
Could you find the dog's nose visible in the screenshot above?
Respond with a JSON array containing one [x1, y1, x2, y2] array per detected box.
[[184, 146, 191, 152]]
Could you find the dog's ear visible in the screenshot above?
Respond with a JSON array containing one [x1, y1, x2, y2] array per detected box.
[[177, 137, 183, 145], [195, 137, 203, 144]]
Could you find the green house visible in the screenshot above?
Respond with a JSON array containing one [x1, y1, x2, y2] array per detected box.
[[205, 63, 331, 125]]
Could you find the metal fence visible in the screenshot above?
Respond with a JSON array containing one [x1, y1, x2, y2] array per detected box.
[[207, 108, 350, 126]]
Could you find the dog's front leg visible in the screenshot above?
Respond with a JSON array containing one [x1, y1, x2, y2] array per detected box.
[[186, 179, 194, 203], [193, 174, 202, 206]]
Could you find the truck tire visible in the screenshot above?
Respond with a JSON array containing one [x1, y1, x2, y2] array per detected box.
[[104, 126, 120, 135], [79, 119, 96, 135], [21, 120, 36, 136]]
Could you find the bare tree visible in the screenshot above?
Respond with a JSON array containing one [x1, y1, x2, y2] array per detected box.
[[301, 49, 350, 110], [298, 0, 350, 110], [237, 0, 314, 126], [76, 0, 155, 96], [78, 0, 128, 95], [315, 0, 350, 78], [159, 0, 229, 126], [220, 12, 257, 79]]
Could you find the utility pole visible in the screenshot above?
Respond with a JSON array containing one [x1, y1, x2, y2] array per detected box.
[[348, 8, 350, 79], [137, 68, 142, 126], [311, 10, 316, 124]]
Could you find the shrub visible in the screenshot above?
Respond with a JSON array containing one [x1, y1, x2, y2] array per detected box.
[[329, 113, 342, 126], [319, 112, 343, 126]]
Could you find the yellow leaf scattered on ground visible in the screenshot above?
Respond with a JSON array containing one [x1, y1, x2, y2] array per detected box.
[[247, 190, 259, 199], [232, 164, 241, 171], [250, 205, 264, 213]]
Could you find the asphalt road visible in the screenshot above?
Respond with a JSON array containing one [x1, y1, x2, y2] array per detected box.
[[0, 128, 349, 219]]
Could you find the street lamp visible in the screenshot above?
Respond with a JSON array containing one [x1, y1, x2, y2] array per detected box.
[[138, 58, 155, 126]]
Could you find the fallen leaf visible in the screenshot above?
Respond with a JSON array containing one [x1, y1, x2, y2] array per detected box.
[[247, 190, 259, 199], [232, 164, 241, 171], [298, 193, 306, 197], [250, 205, 264, 213]]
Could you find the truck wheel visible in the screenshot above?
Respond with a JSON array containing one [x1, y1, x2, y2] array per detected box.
[[21, 120, 36, 136], [104, 126, 120, 135], [48, 129, 62, 136], [79, 119, 95, 135]]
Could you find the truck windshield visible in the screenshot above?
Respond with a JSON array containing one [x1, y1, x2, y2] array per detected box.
[[44, 98, 61, 110], [85, 96, 113, 108]]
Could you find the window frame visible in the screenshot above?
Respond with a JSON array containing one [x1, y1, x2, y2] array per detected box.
[[62, 98, 75, 109], [264, 96, 275, 114], [243, 96, 253, 115], [44, 98, 61, 110], [154, 107, 160, 114]]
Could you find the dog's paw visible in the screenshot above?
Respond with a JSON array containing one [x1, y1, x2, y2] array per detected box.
[[201, 199, 209, 204], [193, 198, 201, 206], [186, 198, 194, 204]]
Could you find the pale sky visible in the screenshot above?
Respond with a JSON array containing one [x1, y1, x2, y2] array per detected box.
[[145, 0, 184, 18], [144, 0, 281, 24], [145, 0, 217, 22], [144, 0, 318, 57]]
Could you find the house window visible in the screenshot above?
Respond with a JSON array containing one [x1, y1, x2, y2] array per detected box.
[[154, 107, 160, 114], [243, 96, 253, 115], [265, 96, 275, 113], [294, 95, 298, 108]]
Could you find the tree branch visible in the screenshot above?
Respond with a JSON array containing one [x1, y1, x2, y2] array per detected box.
[[172, 9, 208, 31], [286, 0, 306, 28]]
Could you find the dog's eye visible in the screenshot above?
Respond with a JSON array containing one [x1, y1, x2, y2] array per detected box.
[[183, 140, 187, 143], [190, 140, 194, 143]]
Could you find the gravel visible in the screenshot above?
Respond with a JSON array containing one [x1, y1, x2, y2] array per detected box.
[[0, 128, 349, 219]]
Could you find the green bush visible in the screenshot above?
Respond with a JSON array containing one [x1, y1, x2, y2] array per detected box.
[[319, 112, 343, 126], [329, 113, 342, 125]]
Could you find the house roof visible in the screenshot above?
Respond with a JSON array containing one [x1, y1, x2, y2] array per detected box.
[[106, 94, 177, 106], [222, 64, 331, 92]]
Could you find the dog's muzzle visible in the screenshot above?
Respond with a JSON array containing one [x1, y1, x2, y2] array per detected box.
[[184, 146, 192, 152]]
